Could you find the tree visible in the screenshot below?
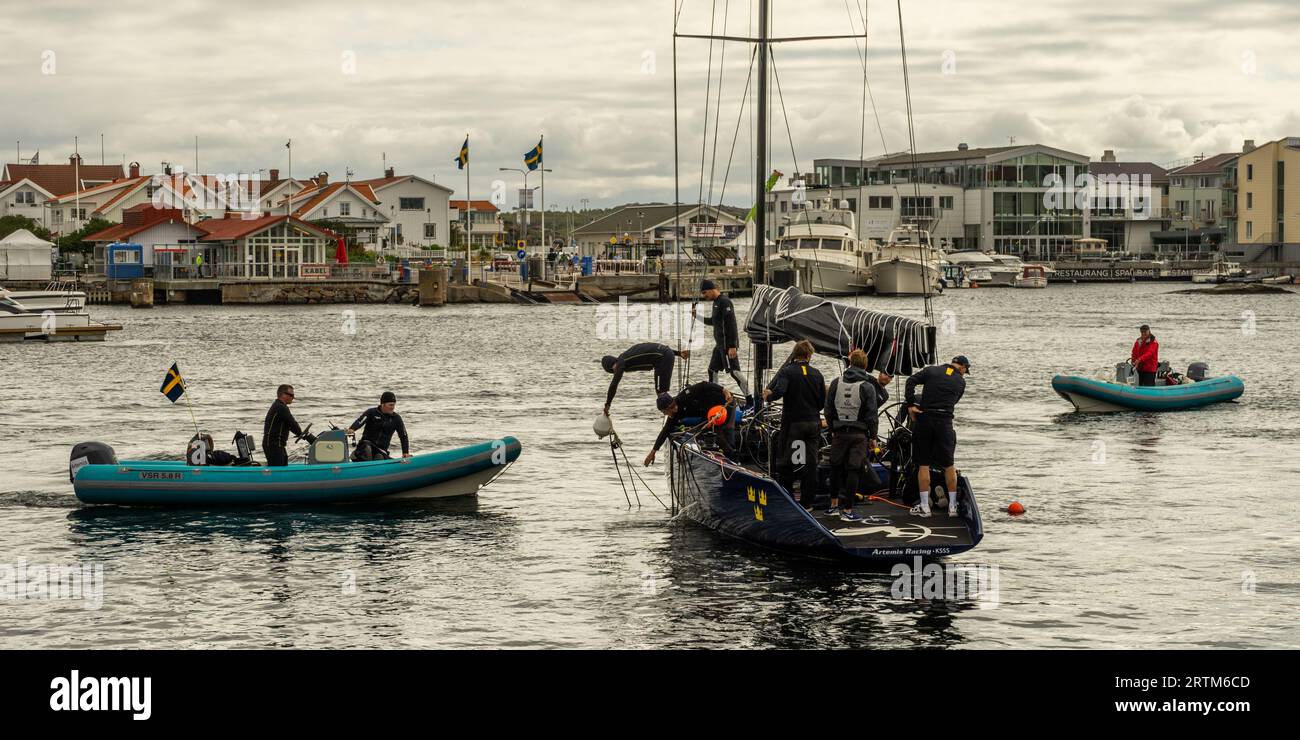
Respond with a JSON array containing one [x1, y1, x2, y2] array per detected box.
[[56, 217, 115, 252], [0, 215, 52, 242]]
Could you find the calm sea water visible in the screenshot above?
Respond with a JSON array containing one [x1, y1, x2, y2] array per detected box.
[[1, 282, 1297, 648]]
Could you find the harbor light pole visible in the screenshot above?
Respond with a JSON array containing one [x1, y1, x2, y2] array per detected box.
[[500, 167, 530, 246]]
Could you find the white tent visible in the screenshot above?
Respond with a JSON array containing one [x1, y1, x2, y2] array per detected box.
[[0, 228, 54, 281]]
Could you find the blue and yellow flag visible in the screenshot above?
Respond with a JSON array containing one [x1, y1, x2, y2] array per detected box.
[[160, 363, 186, 404], [455, 136, 469, 170], [524, 138, 542, 171]]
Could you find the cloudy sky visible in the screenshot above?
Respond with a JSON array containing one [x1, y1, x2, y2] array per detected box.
[[3, 0, 1297, 208]]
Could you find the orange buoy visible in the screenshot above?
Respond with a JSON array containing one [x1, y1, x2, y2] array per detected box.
[[705, 405, 727, 426], [1007, 501, 1026, 516]]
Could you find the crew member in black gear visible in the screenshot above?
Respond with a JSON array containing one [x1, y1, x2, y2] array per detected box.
[[644, 381, 735, 466], [904, 355, 970, 518], [693, 279, 751, 400], [762, 340, 825, 507], [601, 342, 690, 416], [823, 349, 890, 521], [347, 391, 410, 460], [262, 384, 303, 467]]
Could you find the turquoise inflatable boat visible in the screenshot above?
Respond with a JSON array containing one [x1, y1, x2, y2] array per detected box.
[[70, 436, 522, 506], [1051, 374, 1244, 412]]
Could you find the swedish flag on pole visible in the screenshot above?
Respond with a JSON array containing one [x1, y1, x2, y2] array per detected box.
[[455, 136, 469, 170], [161, 363, 186, 403], [524, 138, 542, 171], [161, 362, 201, 433]]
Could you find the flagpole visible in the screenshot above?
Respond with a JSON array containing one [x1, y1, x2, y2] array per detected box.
[[539, 135, 545, 251], [465, 133, 471, 278], [182, 387, 200, 436]]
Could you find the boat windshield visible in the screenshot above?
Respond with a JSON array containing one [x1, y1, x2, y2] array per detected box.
[[821, 239, 842, 250], [799, 238, 819, 250]]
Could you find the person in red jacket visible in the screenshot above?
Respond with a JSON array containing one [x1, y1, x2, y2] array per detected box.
[[1131, 324, 1160, 386]]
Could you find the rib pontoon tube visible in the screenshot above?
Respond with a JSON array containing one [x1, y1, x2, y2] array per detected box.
[[1051, 374, 1244, 412], [72, 437, 521, 506]]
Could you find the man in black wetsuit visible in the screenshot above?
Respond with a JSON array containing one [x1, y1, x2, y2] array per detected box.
[[904, 355, 970, 518], [644, 381, 734, 466], [262, 384, 303, 467], [601, 342, 690, 416], [347, 391, 411, 460], [693, 279, 751, 401], [762, 340, 825, 508]]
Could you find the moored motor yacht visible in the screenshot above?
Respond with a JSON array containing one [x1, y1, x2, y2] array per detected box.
[[772, 199, 875, 295], [0, 288, 120, 342], [868, 224, 943, 296]]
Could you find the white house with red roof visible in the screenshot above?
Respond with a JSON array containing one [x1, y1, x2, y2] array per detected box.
[[84, 204, 208, 273], [0, 177, 57, 222], [274, 173, 390, 249], [449, 199, 503, 250], [355, 168, 453, 251]]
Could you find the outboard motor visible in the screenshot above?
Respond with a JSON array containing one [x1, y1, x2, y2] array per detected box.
[[70, 442, 117, 483], [187, 432, 215, 466], [308, 428, 350, 465], [233, 431, 258, 463], [1115, 361, 1134, 385], [1187, 362, 1209, 382]]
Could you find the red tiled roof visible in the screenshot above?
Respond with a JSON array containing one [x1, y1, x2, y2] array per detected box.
[[5, 162, 125, 197], [450, 199, 499, 212], [194, 214, 333, 241], [84, 206, 192, 242], [49, 176, 150, 208], [281, 182, 381, 217]]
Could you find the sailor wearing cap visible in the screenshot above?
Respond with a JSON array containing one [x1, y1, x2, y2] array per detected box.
[[903, 356, 970, 518]]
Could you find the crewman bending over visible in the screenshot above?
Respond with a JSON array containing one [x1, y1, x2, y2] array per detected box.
[[347, 391, 411, 461], [602, 342, 690, 416]]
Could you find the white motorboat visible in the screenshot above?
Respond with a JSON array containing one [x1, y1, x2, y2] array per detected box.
[[944, 249, 1018, 287], [772, 199, 875, 295], [0, 288, 120, 342], [2, 283, 87, 312], [1191, 256, 1248, 284], [868, 225, 943, 296], [1017, 263, 1050, 288]]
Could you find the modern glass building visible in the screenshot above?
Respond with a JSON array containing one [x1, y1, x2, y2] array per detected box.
[[807, 144, 1092, 258]]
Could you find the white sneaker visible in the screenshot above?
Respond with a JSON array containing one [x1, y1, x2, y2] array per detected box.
[[948, 503, 960, 517], [909, 504, 932, 518]]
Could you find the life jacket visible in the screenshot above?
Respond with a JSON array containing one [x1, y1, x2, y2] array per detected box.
[[834, 379, 866, 426]]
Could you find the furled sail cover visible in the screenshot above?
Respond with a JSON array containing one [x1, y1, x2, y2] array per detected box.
[[744, 285, 934, 374]]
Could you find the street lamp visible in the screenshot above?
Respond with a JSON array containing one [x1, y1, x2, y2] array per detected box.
[[500, 167, 530, 247]]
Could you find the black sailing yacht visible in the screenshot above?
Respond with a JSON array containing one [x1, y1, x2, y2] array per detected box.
[[665, 0, 984, 562]]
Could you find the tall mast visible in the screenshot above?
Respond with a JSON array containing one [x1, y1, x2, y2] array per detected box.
[[754, 0, 769, 285]]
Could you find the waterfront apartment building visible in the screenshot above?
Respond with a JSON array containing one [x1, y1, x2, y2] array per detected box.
[[786, 144, 1097, 259], [1235, 136, 1300, 260], [1167, 152, 1238, 231]]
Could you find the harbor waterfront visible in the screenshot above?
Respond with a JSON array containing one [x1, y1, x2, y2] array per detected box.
[[2, 282, 1297, 648]]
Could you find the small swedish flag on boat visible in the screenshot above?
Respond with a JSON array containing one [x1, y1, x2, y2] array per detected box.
[[160, 363, 186, 404]]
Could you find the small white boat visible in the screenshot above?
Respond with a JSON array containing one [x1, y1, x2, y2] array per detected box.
[[0, 288, 120, 342], [868, 225, 943, 296], [1016, 263, 1050, 288], [1191, 257, 1248, 284], [772, 199, 875, 296]]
